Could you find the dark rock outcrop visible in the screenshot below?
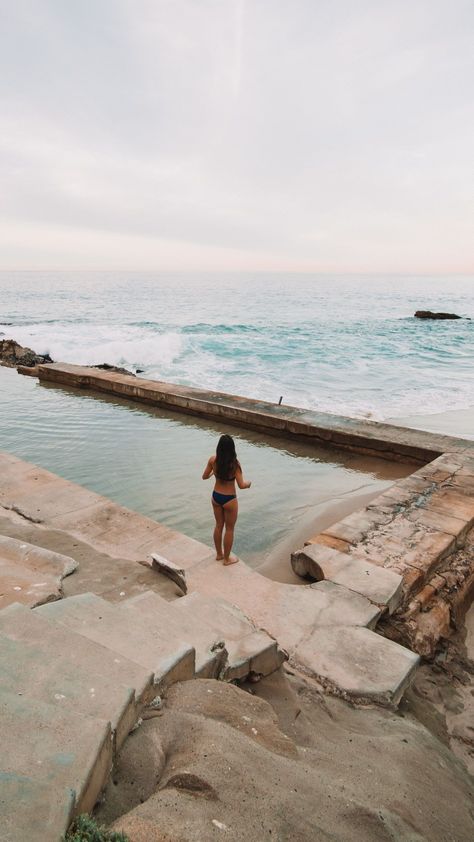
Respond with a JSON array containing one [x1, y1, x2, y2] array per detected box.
[[414, 310, 465, 320], [0, 339, 53, 368], [92, 363, 135, 376]]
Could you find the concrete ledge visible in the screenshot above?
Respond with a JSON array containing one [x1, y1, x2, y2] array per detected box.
[[33, 363, 474, 462]]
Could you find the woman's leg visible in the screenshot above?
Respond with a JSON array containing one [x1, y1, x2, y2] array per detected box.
[[223, 499, 239, 565], [212, 500, 225, 560]]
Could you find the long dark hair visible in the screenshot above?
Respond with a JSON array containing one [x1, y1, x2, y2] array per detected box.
[[215, 434, 238, 481]]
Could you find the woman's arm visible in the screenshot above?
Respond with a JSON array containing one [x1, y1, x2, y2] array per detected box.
[[202, 456, 215, 480], [235, 463, 251, 489]]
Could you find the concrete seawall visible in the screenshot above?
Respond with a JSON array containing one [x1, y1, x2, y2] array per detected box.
[[24, 362, 473, 463]]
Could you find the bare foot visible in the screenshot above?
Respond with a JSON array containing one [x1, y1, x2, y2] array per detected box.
[[223, 556, 239, 566], [216, 554, 224, 561]]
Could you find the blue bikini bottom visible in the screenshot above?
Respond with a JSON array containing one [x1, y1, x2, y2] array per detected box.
[[212, 490, 236, 507]]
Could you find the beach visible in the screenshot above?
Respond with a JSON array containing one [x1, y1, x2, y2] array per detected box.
[[1, 273, 474, 841], [390, 406, 474, 441]]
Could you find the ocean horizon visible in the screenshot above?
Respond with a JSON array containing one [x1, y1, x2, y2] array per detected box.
[[1, 271, 473, 421]]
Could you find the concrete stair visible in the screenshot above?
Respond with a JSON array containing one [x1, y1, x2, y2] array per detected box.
[[0, 587, 286, 840], [0, 689, 113, 818], [119, 591, 228, 678], [123, 590, 286, 680], [37, 592, 197, 691], [0, 603, 150, 751]]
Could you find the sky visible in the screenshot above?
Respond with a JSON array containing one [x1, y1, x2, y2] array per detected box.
[[0, 0, 473, 273]]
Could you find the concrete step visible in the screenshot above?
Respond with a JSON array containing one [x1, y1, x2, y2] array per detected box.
[[296, 626, 420, 708], [291, 544, 403, 615], [0, 689, 113, 815], [0, 775, 74, 842], [123, 590, 286, 681], [173, 592, 287, 680], [119, 591, 227, 678], [0, 603, 154, 715], [37, 592, 196, 691], [0, 609, 138, 751]]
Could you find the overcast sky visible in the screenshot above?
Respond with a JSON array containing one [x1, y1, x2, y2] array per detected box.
[[0, 0, 473, 272]]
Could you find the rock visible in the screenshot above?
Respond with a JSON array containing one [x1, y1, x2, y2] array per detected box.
[[414, 311, 466, 320], [92, 363, 136, 376], [0, 339, 53, 368]]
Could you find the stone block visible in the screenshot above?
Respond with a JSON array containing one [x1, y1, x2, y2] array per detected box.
[[401, 531, 455, 575], [172, 591, 287, 679], [429, 573, 447, 593], [323, 509, 391, 545], [309, 580, 381, 629], [305, 533, 351, 553], [399, 566, 425, 599], [0, 536, 78, 610], [413, 584, 436, 611], [291, 545, 403, 614], [295, 626, 419, 707], [412, 599, 451, 658], [405, 508, 470, 543], [426, 489, 474, 525]]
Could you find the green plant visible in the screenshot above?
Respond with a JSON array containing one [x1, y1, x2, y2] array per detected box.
[[63, 814, 129, 842]]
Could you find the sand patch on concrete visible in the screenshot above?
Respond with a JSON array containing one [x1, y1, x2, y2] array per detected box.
[[0, 513, 180, 603]]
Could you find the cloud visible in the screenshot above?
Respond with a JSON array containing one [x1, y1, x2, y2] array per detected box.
[[0, 0, 473, 271]]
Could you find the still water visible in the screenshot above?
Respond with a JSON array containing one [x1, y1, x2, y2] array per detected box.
[[0, 366, 407, 565]]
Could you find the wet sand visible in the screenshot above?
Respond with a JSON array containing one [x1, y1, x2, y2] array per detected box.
[[389, 406, 474, 441], [256, 486, 386, 584]]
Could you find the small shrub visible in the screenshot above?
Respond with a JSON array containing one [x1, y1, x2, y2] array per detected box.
[[64, 814, 129, 842]]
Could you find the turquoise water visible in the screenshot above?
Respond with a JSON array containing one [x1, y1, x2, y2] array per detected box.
[[0, 366, 404, 565], [1, 272, 473, 420]]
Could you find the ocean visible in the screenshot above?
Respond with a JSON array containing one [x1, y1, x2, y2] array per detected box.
[[1, 272, 473, 421], [1, 271, 471, 565]]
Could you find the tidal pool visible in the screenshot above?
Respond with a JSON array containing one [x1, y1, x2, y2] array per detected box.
[[0, 366, 409, 568]]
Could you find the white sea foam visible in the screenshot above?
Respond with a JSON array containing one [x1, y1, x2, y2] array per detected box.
[[2, 272, 473, 426], [3, 323, 185, 371]]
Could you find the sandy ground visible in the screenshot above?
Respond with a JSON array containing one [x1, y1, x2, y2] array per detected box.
[[388, 406, 474, 442], [96, 669, 474, 842], [256, 487, 388, 584]]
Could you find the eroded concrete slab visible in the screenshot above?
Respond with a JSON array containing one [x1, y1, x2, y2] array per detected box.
[[0, 535, 77, 608]]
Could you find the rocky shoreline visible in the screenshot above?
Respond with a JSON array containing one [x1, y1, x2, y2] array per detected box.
[[0, 339, 136, 376]]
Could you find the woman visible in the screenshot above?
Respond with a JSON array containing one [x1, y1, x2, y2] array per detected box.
[[202, 434, 251, 566]]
